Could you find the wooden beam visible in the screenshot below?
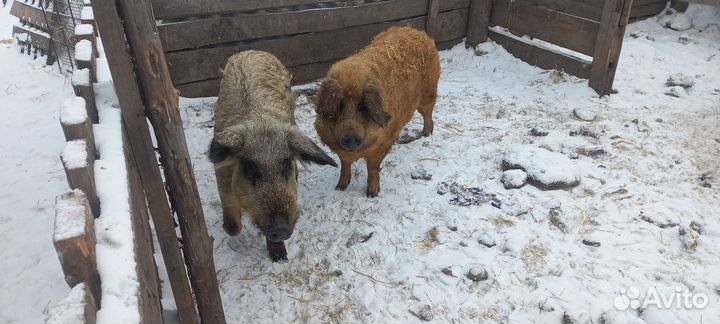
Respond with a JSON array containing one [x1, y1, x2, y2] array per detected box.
[[151, 0, 469, 20], [426, 0, 440, 39], [166, 9, 467, 85], [489, 29, 592, 79], [9, 0, 51, 29], [90, 0, 200, 323], [12, 25, 51, 51], [61, 140, 100, 218], [53, 190, 101, 308], [465, 0, 493, 47], [75, 40, 97, 83], [92, 0, 225, 322], [491, 0, 600, 56], [589, 0, 634, 95], [158, 0, 469, 51], [72, 69, 99, 123], [60, 97, 98, 159]]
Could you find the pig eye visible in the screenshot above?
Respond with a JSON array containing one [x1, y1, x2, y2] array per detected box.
[[242, 159, 261, 184], [323, 112, 336, 119], [281, 158, 292, 180]]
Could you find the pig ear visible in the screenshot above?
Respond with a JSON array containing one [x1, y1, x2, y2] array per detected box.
[[363, 83, 390, 127], [315, 79, 342, 117], [208, 126, 245, 163], [287, 129, 338, 167]]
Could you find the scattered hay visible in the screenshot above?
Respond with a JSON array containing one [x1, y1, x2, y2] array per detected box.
[[420, 226, 440, 251], [521, 241, 548, 273]]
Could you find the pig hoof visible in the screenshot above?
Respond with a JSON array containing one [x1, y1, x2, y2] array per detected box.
[[366, 190, 379, 198], [223, 220, 240, 236], [267, 241, 288, 262], [335, 183, 348, 191]]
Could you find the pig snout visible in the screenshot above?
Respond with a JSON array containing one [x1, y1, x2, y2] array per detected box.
[[267, 224, 293, 242], [339, 131, 363, 150]]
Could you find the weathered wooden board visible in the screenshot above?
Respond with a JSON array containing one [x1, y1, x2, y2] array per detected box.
[[159, 0, 469, 51], [152, 0, 469, 20], [517, 0, 602, 21], [466, 0, 493, 47], [12, 25, 51, 51], [123, 127, 165, 324], [10, 0, 50, 29], [489, 29, 592, 79], [590, 0, 634, 95], [629, 1, 667, 19], [491, 0, 600, 56], [168, 9, 466, 85]]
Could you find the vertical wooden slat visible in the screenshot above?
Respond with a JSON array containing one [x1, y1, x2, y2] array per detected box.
[[465, 0, 493, 47], [60, 97, 98, 159], [90, 0, 203, 323], [72, 69, 99, 124], [109, 0, 227, 319], [589, 0, 634, 95], [75, 40, 97, 83], [426, 0, 440, 39], [53, 190, 102, 308]]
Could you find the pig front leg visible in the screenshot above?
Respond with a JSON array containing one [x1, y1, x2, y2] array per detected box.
[[365, 145, 392, 198], [266, 238, 288, 262], [335, 158, 353, 190], [215, 163, 243, 236]]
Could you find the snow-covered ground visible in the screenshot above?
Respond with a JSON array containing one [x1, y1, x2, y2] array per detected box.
[[0, 3, 72, 323], [179, 6, 720, 324], [1, 2, 718, 324]]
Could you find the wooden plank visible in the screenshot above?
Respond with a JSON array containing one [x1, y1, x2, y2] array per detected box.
[[75, 40, 97, 83], [466, 0, 493, 47], [629, 1, 667, 19], [124, 126, 165, 324], [426, 0, 440, 39], [60, 97, 98, 159], [632, 0, 666, 6], [152, 0, 469, 20], [670, 0, 689, 12], [518, 0, 602, 21], [94, 0, 226, 322], [491, 0, 600, 56], [61, 140, 100, 218], [72, 69, 99, 123], [12, 25, 50, 51], [45, 283, 98, 324], [53, 190, 101, 308], [159, 0, 468, 51], [9, 0, 51, 29], [589, 0, 634, 95], [90, 0, 200, 323], [168, 9, 466, 85], [489, 29, 592, 78]]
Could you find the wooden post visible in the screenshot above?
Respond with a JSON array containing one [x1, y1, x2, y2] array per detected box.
[[106, 0, 226, 321], [61, 140, 100, 218], [466, 0, 493, 48], [60, 97, 98, 159], [53, 190, 102, 308], [124, 127, 164, 324], [72, 69, 99, 123], [45, 283, 98, 324], [75, 40, 97, 83], [75, 24, 98, 59], [90, 0, 204, 323], [670, 0, 689, 12], [589, 0, 634, 96], [426, 0, 440, 39], [81, 6, 98, 40]]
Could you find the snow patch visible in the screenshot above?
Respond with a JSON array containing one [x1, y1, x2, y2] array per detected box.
[[501, 169, 527, 189], [75, 24, 94, 36], [60, 97, 87, 125], [658, 10, 694, 31], [54, 189, 89, 242], [81, 6, 94, 20], [45, 283, 90, 324], [72, 69, 91, 86], [75, 40, 92, 62], [502, 145, 580, 190], [61, 140, 88, 169]]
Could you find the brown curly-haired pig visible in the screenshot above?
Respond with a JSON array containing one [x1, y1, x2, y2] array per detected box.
[[209, 51, 337, 261], [315, 27, 440, 197]]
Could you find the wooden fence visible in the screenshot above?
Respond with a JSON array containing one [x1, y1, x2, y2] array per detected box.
[[152, 0, 669, 98]]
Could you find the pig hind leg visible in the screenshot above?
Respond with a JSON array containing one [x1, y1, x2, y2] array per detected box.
[[215, 164, 243, 236], [418, 94, 436, 137]]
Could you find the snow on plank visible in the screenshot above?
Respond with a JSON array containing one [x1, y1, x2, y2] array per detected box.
[[61, 140, 100, 217], [45, 283, 97, 324], [53, 190, 101, 308]]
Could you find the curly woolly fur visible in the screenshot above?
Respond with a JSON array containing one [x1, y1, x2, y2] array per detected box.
[[315, 26, 440, 197]]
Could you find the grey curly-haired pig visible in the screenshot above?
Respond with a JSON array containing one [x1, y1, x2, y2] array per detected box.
[[209, 50, 337, 262]]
